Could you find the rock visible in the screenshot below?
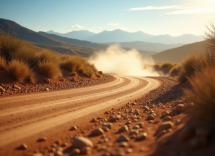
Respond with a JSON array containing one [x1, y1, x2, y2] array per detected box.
[[102, 127, 110, 132], [142, 106, 149, 111], [196, 127, 210, 137], [175, 104, 185, 113], [136, 122, 144, 128], [132, 125, 140, 129], [103, 123, 112, 129], [156, 130, 166, 138], [91, 128, 104, 135], [175, 119, 181, 125], [18, 143, 27, 149], [146, 114, 155, 120], [59, 78, 65, 82], [38, 137, 47, 142], [71, 126, 78, 130], [161, 111, 170, 118], [72, 137, 93, 148], [119, 142, 128, 147], [98, 71, 103, 74], [119, 125, 128, 132], [70, 148, 80, 155], [131, 103, 136, 105], [55, 150, 63, 156], [116, 135, 130, 142], [126, 148, 133, 153], [129, 130, 139, 135], [32, 153, 43, 156], [45, 78, 51, 84], [91, 118, 97, 122], [109, 115, 121, 122], [157, 121, 173, 131], [136, 133, 147, 141], [80, 147, 91, 154], [163, 116, 171, 121], [179, 127, 194, 141], [61, 142, 68, 147], [45, 88, 49, 91], [13, 85, 21, 89], [191, 136, 207, 148], [104, 111, 110, 114]]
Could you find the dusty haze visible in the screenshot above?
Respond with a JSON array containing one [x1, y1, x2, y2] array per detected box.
[[89, 44, 160, 76]]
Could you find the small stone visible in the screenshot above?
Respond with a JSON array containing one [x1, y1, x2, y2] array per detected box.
[[70, 148, 80, 155], [161, 111, 170, 118], [146, 114, 155, 120], [55, 150, 63, 156], [136, 133, 147, 141], [109, 115, 121, 122], [18, 143, 27, 149], [72, 137, 93, 148], [45, 78, 51, 84], [129, 130, 139, 135], [116, 135, 130, 142], [136, 122, 144, 128], [91, 118, 97, 122], [157, 121, 173, 131], [102, 127, 110, 132], [119, 125, 128, 132], [126, 148, 133, 153], [91, 128, 104, 135], [163, 116, 171, 121], [45, 88, 49, 91], [175, 104, 185, 113], [71, 126, 78, 130], [156, 130, 166, 138], [175, 119, 181, 125], [179, 127, 194, 141], [191, 136, 207, 148], [103, 123, 112, 129], [133, 125, 140, 129], [38, 137, 47, 142], [196, 127, 210, 137], [61, 142, 68, 147], [80, 147, 91, 154], [119, 142, 128, 147]]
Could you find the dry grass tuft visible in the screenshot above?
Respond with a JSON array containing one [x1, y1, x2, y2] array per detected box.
[[184, 65, 215, 123], [0, 56, 6, 69], [27, 69, 36, 84], [38, 61, 62, 78], [7, 60, 30, 82], [160, 62, 174, 68], [169, 65, 180, 75], [205, 22, 215, 53], [0, 31, 23, 60], [153, 64, 161, 69], [38, 49, 60, 64]]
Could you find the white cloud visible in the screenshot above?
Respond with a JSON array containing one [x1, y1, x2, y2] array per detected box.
[[166, 7, 215, 14], [128, 5, 180, 11], [99, 27, 103, 29], [71, 24, 85, 29], [107, 23, 123, 26]]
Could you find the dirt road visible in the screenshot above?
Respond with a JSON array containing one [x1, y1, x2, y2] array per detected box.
[[0, 75, 160, 155]]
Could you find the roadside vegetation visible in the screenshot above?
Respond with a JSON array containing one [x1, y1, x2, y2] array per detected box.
[[0, 32, 99, 83]]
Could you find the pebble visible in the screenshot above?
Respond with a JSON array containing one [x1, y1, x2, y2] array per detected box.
[[116, 135, 130, 142], [133, 125, 140, 129], [161, 111, 170, 118], [146, 114, 155, 120], [71, 126, 78, 130], [175, 104, 185, 113], [119, 142, 128, 147], [126, 148, 133, 153], [136, 133, 147, 141], [156, 130, 167, 138], [91, 128, 104, 135], [102, 127, 110, 132], [163, 116, 171, 121], [18, 143, 27, 149], [70, 148, 80, 155], [136, 122, 144, 128], [179, 127, 194, 141], [191, 136, 207, 148], [118, 125, 128, 132], [157, 121, 173, 131], [38, 137, 47, 142], [55, 150, 63, 156], [91, 118, 97, 122], [129, 129, 139, 135], [103, 123, 112, 129], [72, 137, 93, 148]]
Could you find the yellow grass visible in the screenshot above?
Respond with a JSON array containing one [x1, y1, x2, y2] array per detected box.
[[38, 49, 60, 64], [169, 65, 180, 75], [0, 31, 23, 60], [38, 61, 62, 78], [0, 56, 6, 69], [153, 64, 161, 69], [27, 69, 36, 84], [7, 60, 30, 82], [184, 65, 215, 123]]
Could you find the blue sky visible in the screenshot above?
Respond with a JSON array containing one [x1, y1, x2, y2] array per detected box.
[[1, 0, 215, 36]]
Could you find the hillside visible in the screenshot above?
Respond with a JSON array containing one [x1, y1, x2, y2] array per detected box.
[[106, 41, 184, 52], [150, 41, 205, 63]]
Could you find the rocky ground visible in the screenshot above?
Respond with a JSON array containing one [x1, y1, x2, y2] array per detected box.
[[9, 76, 214, 156]]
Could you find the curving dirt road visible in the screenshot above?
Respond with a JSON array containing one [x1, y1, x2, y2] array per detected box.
[[0, 75, 160, 155]]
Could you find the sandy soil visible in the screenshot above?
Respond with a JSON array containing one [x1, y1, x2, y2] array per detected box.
[[0, 75, 213, 156]]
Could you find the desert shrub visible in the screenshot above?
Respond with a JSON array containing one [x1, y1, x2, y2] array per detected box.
[[38, 49, 60, 64], [0, 56, 6, 69], [184, 65, 215, 123], [153, 64, 160, 69], [11, 45, 38, 67], [0, 32, 23, 60], [205, 22, 215, 53], [160, 62, 174, 68], [7, 59, 30, 82], [27, 69, 36, 83], [169, 65, 180, 75], [38, 61, 62, 78]]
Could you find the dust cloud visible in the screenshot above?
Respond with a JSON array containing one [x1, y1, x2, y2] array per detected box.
[[88, 44, 160, 76]]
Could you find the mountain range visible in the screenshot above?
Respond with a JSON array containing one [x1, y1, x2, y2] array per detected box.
[[46, 29, 203, 44]]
